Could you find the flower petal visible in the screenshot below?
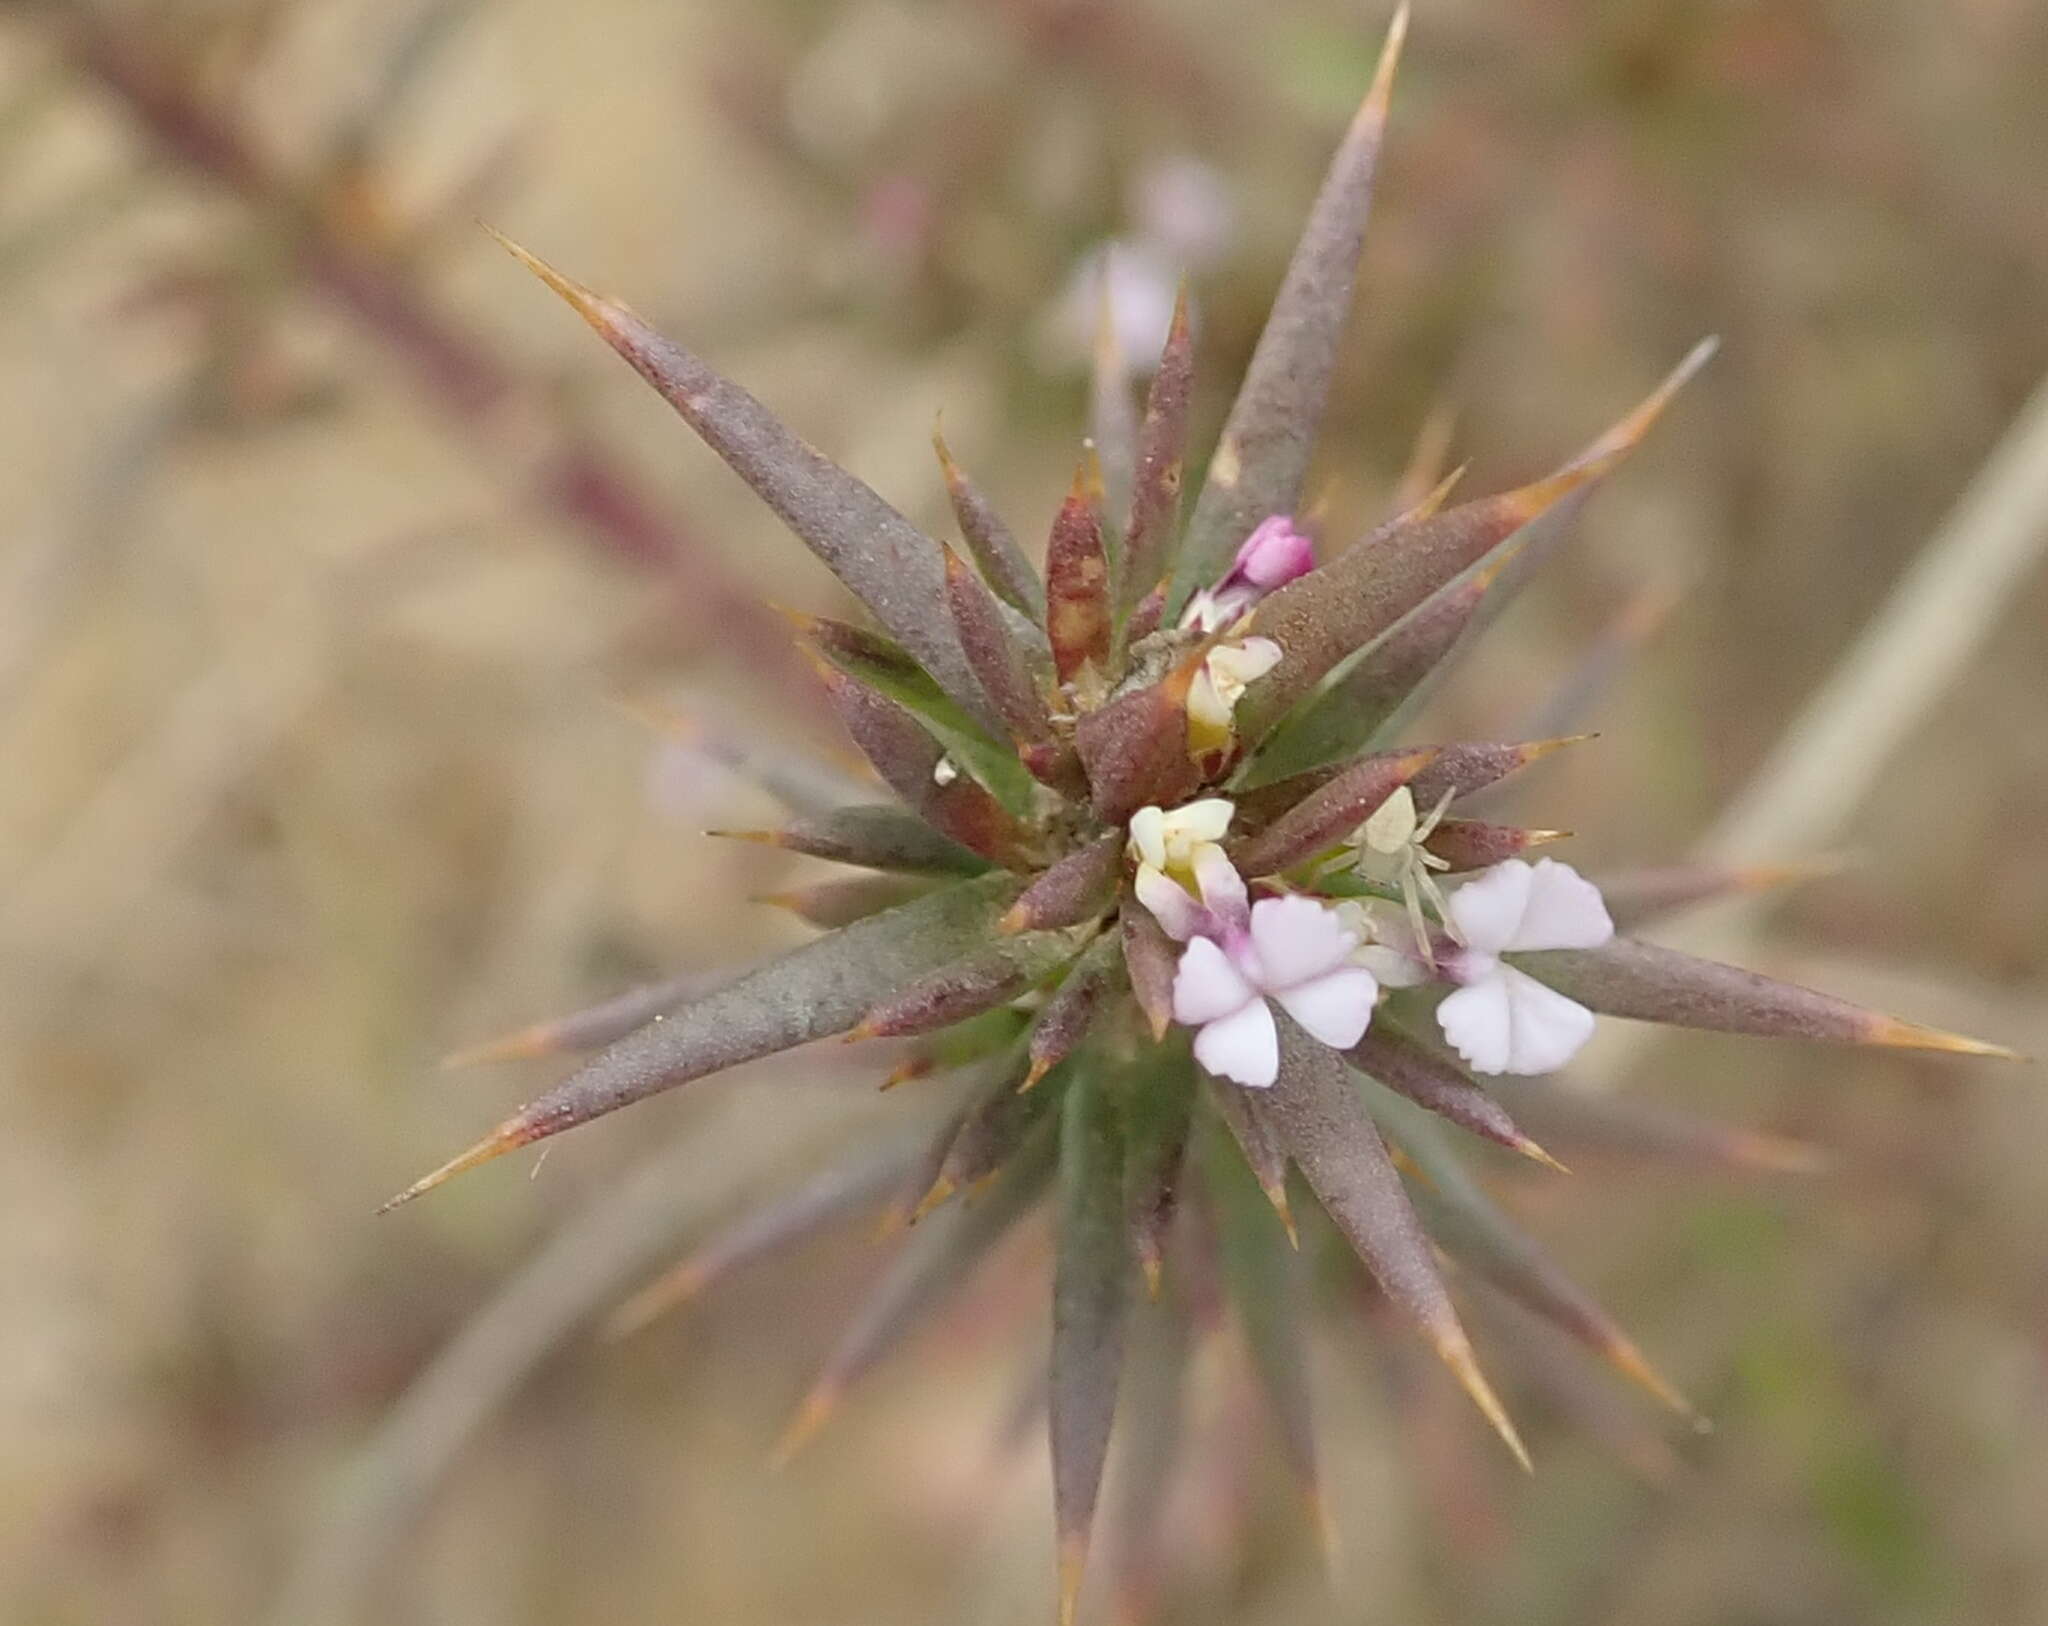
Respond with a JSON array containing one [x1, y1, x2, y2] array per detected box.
[[1495, 965, 1598, 1073], [1275, 966, 1379, 1049], [1354, 944, 1428, 989], [1128, 805, 1166, 871], [1437, 975, 1515, 1075], [1506, 858, 1614, 952], [1136, 864, 1203, 942], [1445, 859, 1536, 956], [1248, 894, 1357, 989], [1191, 844, 1249, 931], [1194, 999, 1280, 1087], [1186, 667, 1230, 730], [1177, 798, 1236, 844], [1173, 935, 1256, 1024]]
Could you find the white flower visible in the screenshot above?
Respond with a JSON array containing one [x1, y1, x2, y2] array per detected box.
[[1129, 799, 1243, 942], [1172, 894, 1380, 1088], [1435, 858, 1614, 1075], [1186, 636, 1281, 756]]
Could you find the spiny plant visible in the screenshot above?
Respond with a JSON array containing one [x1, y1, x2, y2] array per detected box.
[[384, 8, 2014, 1618]]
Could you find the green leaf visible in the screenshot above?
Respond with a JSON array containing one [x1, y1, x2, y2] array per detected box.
[[1052, 1065, 1133, 1626], [811, 620, 1039, 819]]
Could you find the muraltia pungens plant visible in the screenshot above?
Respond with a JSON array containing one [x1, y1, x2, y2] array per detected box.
[[383, 7, 2016, 1618]]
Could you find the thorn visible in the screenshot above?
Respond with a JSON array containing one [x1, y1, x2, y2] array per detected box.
[[377, 1121, 531, 1212], [1432, 1326, 1532, 1473], [1605, 1334, 1698, 1422], [997, 900, 1032, 936], [1357, 0, 1410, 132], [1138, 1248, 1163, 1301], [1865, 1016, 2024, 1061], [1511, 1135, 1572, 1176], [1020, 1055, 1055, 1092], [603, 1261, 709, 1341], [770, 1381, 842, 1468], [1566, 336, 1720, 477], [1058, 1533, 1089, 1626], [1524, 828, 1573, 848], [909, 1176, 957, 1224], [1261, 1179, 1299, 1248], [842, 1020, 883, 1046], [1519, 733, 1599, 763], [1303, 1484, 1342, 1578], [485, 223, 634, 340], [704, 828, 784, 848], [1725, 1129, 1833, 1176], [879, 1057, 932, 1092], [439, 1026, 553, 1069]]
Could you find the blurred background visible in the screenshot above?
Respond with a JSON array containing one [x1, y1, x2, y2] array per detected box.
[[3, 0, 2046, 1621]]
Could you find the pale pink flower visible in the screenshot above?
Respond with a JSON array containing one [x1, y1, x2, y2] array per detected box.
[[1435, 859, 1614, 1075], [1171, 894, 1380, 1088]]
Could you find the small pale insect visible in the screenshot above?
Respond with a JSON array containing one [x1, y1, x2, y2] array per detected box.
[[1348, 782, 1458, 966]]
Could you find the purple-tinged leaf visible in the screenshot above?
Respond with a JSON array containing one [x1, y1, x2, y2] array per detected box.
[[1483, 1071, 1830, 1176], [1118, 286, 1194, 632], [1090, 272, 1140, 527], [493, 232, 998, 732], [933, 426, 1045, 622], [1123, 583, 1167, 646], [1165, 5, 1409, 613], [1515, 937, 2019, 1057], [1423, 819, 1570, 872], [898, 1047, 1044, 1224], [1026, 931, 1124, 1088], [1260, 1015, 1529, 1468], [1073, 642, 1206, 824], [1052, 1066, 1132, 1626], [801, 614, 1039, 818], [1402, 736, 1589, 810], [1593, 859, 1840, 933], [440, 970, 727, 1069], [1000, 833, 1123, 936], [1205, 1076, 1296, 1246], [756, 873, 933, 929], [1237, 553, 1513, 786], [775, 1125, 1055, 1462], [708, 804, 988, 877], [380, 872, 1022, 1209], [1045, 457, 1114, 684], [1347, 1026, 1563, 1170], [623, 693, 868, 815], [1121, 902, 1180, 1043], [810, 656, 1037, 866], [1229, 744, 1438, 876], [607, 1137, 915, 1338], [849, 927, 1087, 1042], [1363, 1083, 1692, 1417], [945, 543, 1055, 749], [1233, 345, 1712, 744]]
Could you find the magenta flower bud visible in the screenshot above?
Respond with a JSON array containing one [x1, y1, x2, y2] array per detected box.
[[1232, 514, 1316, 588], [1181, 514, 1317, 632]]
